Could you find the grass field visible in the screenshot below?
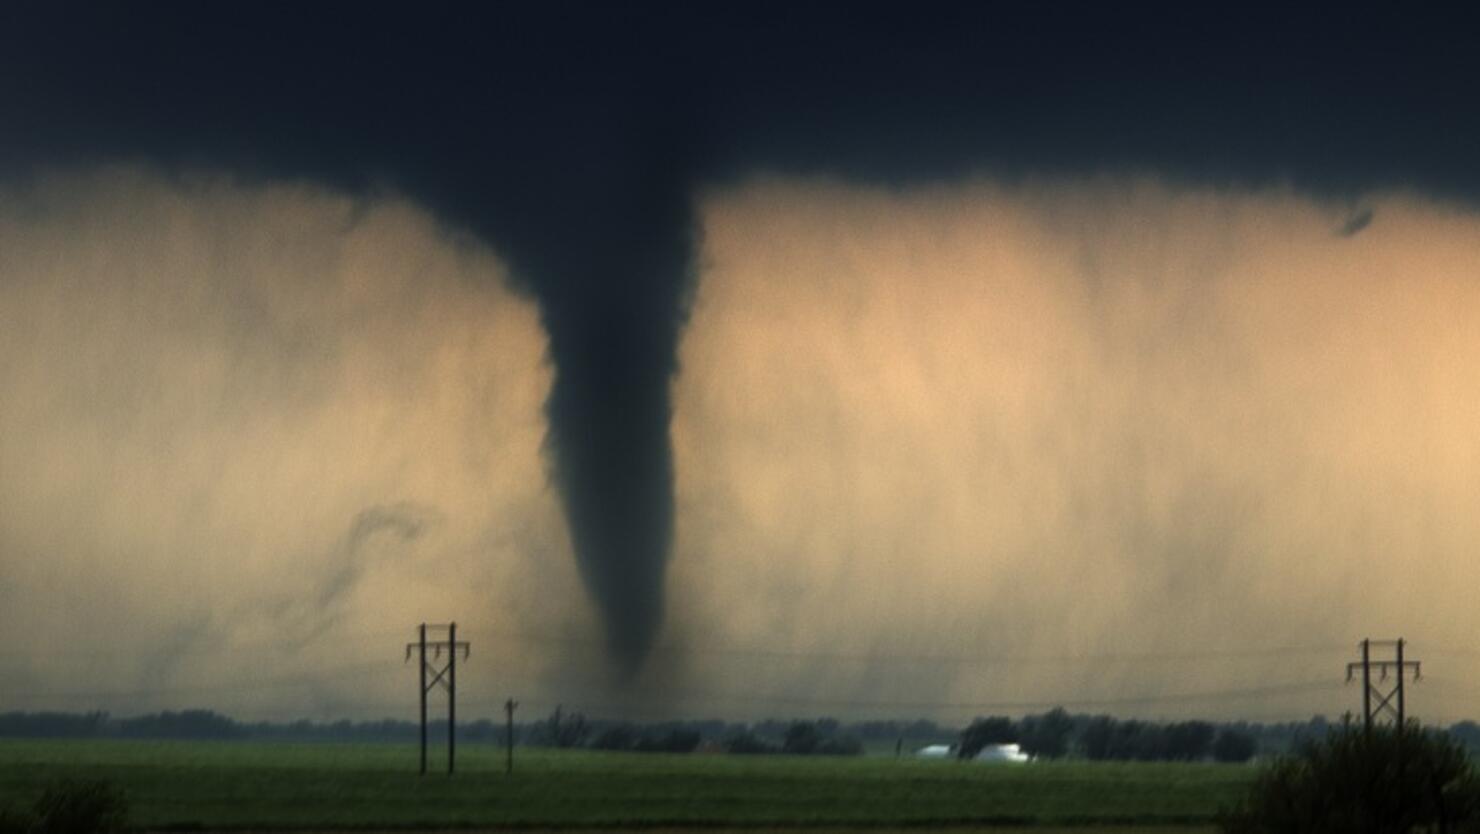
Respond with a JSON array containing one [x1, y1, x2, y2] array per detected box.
[[0, 740, 1253, 830]]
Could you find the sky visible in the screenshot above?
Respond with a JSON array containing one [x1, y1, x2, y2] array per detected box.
[[2, 6, 1480, 724]]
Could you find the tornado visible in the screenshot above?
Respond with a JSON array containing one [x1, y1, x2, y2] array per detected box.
[[543, 305, 683, 673], [493, 138, 700, 674]]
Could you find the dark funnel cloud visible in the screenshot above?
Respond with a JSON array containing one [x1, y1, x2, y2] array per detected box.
[[509, 134, 702, 671], [3, 4, 1480, 672]]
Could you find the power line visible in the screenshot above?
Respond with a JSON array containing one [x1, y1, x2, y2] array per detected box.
[[462, 677, 1345, 715], [85, 669, 1480, 725], [0, 627, 415, 661], [0, 625, 1405, 725], [25, 629, 1465, 667], [0, 669, 1344, 721], [144, 677, 1345, 724], [0, 633, 1353, 683], [455, 628, 1350, 667], [0, 659, 391, 700]]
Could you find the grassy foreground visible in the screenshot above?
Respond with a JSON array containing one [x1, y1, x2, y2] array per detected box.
[[0, 740, 1251, 830]]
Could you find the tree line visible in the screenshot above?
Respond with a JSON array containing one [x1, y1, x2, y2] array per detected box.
[[959, 709, 1257, 762], [8, 709, 1480, 763], [0, 709, 917, 753], [520, 708, 870, 755]]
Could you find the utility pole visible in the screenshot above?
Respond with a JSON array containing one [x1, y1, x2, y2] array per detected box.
[[418, 624, 427, 774], [505, 698, 518, 775], [405, 622, 470, 775], [448, 621, 458, 774], [1346, 638, 1420, 734]]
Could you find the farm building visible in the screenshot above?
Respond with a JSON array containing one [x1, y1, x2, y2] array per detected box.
[[973, 743, 1030, 764], [915, 743, 1030, 763]]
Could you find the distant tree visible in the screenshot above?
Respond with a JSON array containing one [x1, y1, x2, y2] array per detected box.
[[529, 706, 589, 749], [782, 721, 822, 754], [1019, 708, 1074, 759], [1298, 715, 1331, 745], [1112, 720, 1150, 760], [905, 719, 945, 739], [815, 735, 864, 756], [1448, 721, 1480, 756], [1164, 721, 1216, 761], [0, 712, 109, 739], [753, 719, 788, 740], [1212, 728, 1258, 763], [635, 727, 701, 753], [777, 720, 860, 756], [1081, 716, 1120, 760], [1078, 715, 1248, 762], [463, 719, 496, 742], [590, 724, 639, 751], [689, 719, 732, 740], [724, 730, 776, 754], [958, 716, 1018, 759], [851, 720, 901, 741], [115, 710, 243, 740]]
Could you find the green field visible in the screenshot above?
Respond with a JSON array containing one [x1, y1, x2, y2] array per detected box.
[[0, 740, 1253, 830]]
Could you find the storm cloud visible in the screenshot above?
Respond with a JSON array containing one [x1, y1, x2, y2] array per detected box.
[[3, 5, 1480, 686]]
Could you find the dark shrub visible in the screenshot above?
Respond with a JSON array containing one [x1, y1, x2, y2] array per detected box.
[[815, 735, 864, 756], [1081, 715, 1116, 760], [770, 720, 859, 756], [1220, 720, 1480, 834], [1213, 728, 1259, 763], [528, 706, 589, 749], [115, 709, 243, 740], [634, 728, 701, 753], [0, 807, 33, 834], [782, 721, 822, 754], [0, 712, 109, 739], [1019, 708, 1074, 759], [589, 724, 639, 751], [31, 779, 129, 834], [1164, 721, 1217, 761]]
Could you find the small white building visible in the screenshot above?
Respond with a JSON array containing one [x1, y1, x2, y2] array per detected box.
[[915, 744, 955, 759], [973, 742, 1031, 764]]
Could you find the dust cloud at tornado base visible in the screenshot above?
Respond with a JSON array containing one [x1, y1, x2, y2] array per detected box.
[[2, 169, 1479, 721]]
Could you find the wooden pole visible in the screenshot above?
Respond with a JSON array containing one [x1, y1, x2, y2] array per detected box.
[[505, 698, 518, 775], [448, 621, 457, 775], [1361, 638, 1371, 735], [419, 623, 428, 774]]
